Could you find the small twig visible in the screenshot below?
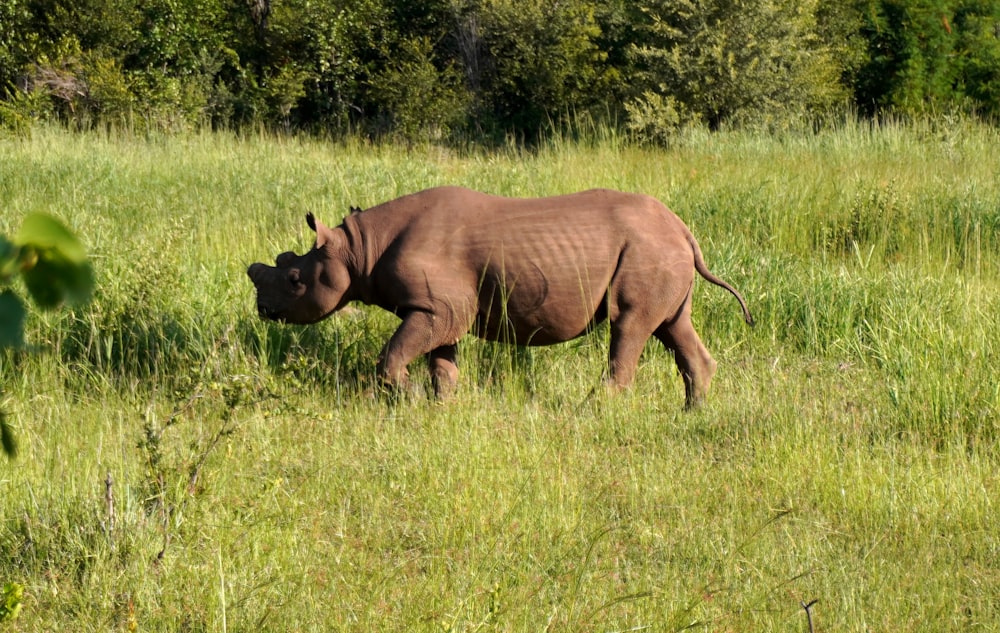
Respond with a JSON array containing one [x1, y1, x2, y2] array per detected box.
[[20, 512, 33, 559], [101, 471, 115, 548], [104, 471, 115, 544], [188, 415, 237, 493], [154, 473, 170, 564], [801, 599, 818, 633], [218, 547, 228, 633]]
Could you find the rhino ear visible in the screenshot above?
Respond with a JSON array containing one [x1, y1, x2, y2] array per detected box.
[[306, 213, 339, 251]]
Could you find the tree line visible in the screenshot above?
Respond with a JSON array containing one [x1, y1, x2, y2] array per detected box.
[[1, 0, 998, 141]]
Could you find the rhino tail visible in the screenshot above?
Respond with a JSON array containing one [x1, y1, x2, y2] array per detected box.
[[685, 228, 755, 327]]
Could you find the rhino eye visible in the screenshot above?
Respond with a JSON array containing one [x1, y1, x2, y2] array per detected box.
[[288, 270, 303, 287]]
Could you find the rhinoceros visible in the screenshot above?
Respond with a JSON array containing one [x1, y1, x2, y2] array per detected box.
[[247, 186, 753, 407]]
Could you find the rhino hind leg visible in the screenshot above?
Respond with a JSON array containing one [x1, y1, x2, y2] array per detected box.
[[607, 313, 657, 389], [428, 344, 459, 399], [654, 313, 717, 409]]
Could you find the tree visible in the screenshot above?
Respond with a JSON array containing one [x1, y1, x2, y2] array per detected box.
[[453, 0, 618, 139], [855, 0, 1000, 116], [262, 0, 392, 130], [0, 0, 33, 93], [368, 36, 471, 141], [627, 0, 844, 137], [954, 0, 1000, 117]]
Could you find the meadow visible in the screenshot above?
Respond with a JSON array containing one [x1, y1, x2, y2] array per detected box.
[[1, 119, 1000, 632]]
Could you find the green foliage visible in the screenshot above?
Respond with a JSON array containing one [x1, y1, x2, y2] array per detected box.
[[815, 1, 871, 105], [0, 89, 49, 134], [262, 0, 394, 129], [2, 0, 236, 131], [623, 90, 689, 144], [954, 0, 1000, 115], [0, 291, 24, 350]]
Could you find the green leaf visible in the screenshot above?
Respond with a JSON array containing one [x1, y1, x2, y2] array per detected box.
[[0, 581, 24, 619], [0, 290, 26, 349], [15, 213, 88, 263], [0, 412, 17, 459], [21, 250, 94, 310], [12, 214, 93, 309]]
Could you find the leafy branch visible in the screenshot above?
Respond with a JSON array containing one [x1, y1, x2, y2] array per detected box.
[[1, 213, 93, 458], [0, 581, 23, 624]]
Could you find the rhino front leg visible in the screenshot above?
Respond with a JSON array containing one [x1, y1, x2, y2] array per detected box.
[[377, 311, 462, 395]]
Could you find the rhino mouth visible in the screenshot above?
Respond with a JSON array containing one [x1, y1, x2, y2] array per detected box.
[[257, 304, 284, 321]]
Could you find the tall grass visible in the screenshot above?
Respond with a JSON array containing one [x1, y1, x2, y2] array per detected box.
[[2, 119, 999, 631]]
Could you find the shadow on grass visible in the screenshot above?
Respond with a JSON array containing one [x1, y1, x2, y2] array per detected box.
[[236, 314, 383, 393], [50, 295, 387, 397]]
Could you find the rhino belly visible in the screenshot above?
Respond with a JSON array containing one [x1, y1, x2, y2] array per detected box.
[[473, 263, 610, 346]]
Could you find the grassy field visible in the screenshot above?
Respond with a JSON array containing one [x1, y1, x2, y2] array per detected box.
[[2, 120, 1000, 632]]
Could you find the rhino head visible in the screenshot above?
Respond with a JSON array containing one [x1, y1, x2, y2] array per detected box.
[[246, 213, 353, 324]]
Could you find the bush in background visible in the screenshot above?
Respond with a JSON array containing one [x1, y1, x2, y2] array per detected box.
[[1, 0, 998, 140]]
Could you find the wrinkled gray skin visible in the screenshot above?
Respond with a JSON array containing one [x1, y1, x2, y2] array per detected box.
[[247, 186, 753, 407]]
